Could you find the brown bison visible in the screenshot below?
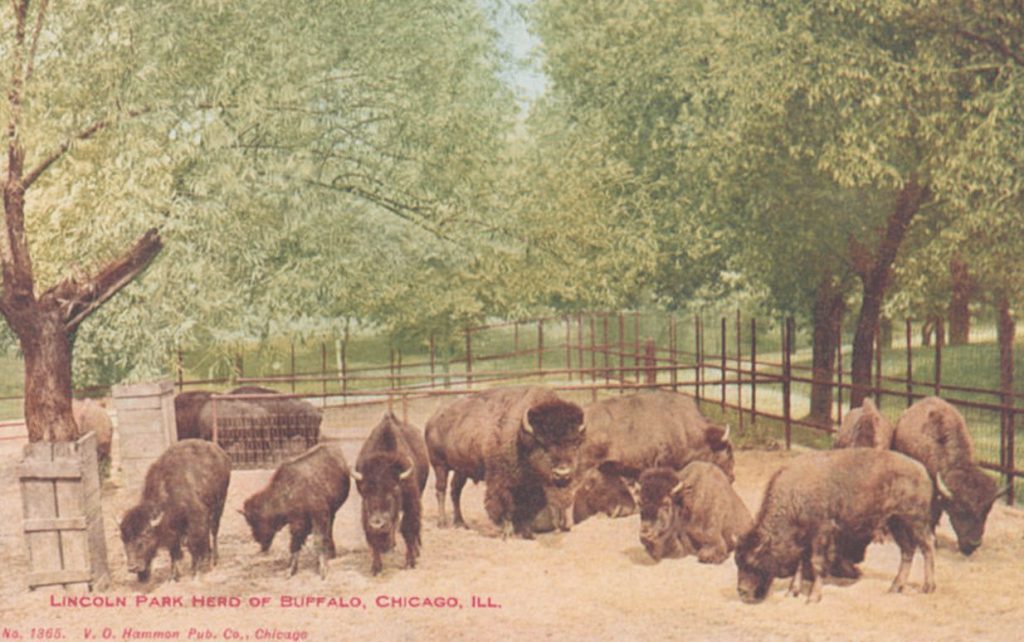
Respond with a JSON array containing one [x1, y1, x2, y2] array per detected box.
[[425, 386, 586, 537], [572, 467, 636, 524], [353, 412, 429, 575], [734, 449, 936, 604], [572, 391, 734, 524], [639, 463, 752, 563], [173, 390, 214, 440], [240, 444, 351, 578], [119, 440, 231, 583], [892, 396, 1008, 555], [833, 398, 893, 449], [72, 398, 113, 472]]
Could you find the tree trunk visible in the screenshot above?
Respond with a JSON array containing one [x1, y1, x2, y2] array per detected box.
[[850, 178, 931, 408], [948, 256, 973, 345], [808, 278, 845, 425], [997, 296, 1014, 401], [11, 304, 77, 441]]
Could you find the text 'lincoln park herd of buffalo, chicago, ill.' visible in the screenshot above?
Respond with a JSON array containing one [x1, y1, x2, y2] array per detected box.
[[109, 385, 1008, 604]]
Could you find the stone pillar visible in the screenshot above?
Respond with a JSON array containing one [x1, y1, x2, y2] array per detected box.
[[112, 380, 177, 491]]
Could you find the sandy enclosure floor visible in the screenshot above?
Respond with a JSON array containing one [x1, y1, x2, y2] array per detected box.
[[1, 396, 1023, 642]]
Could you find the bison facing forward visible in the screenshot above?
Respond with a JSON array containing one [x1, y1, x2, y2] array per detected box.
[[354, 412, 429, 575], [241, 444, 351, 578], [735, 449, 936, 604], [892, 396, 1008, 555], [639, 463, 752, 563], [119, 440, 231, 583], [426, 386, 585, 537]]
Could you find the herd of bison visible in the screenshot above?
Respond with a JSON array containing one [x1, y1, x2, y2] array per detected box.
[[106, 385, 1009, 606]]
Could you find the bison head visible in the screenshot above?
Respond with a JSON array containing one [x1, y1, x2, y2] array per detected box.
[[240, 495, 283, 553], [733, 529, 778, 603], [353, 455, 414, 551], [705, 424, 735, 481], [519, 400, 585, 488], [119, 503, 163, 582], [573, 466, 636, 524], [637, 468, 688, 561], [937, 467, 1006, 555]]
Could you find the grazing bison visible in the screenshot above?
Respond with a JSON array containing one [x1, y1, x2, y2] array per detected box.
[[72, 398, 113, 472], [639, 463, 752, 563], [734, 449, 936, 604], [892, 396, 1008, 555], [426, 386, 586, 537], [353, 412, 429, 575], [572, 391, 734, 524], [119, 440, 231, 583], [834, 398, 893, 450], [240, 444, 351, 578]]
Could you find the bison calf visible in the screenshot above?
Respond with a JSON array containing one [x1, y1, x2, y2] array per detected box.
[[893, 396, 1008, 556], [354, 412, 429, 575], [834, 398, 893, 450], [241, 444, 351, 578], [640, 463, 752, 563], [735, 449, 936, 604], [119, 440, 231, 583]]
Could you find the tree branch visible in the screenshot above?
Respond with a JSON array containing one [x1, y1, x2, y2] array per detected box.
[[22, 119, 107, 190], [25, 0, 49, 84], [955, 28, 1024, 67], [42, 228, 163, 332]]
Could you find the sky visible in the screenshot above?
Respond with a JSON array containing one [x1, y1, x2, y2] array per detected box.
[[485, 0, 548, 113]]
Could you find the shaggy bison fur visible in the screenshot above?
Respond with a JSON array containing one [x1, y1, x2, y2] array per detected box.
[[241, 443, 351, 578], [354, 412, 429, 575], [734, 449, 936, 604], [892, 396, 1008, 555], [639, 462, 752, 563], [119, 440, 231, 583], [426, 386, 586, 538], [71, 398, 113, 473]]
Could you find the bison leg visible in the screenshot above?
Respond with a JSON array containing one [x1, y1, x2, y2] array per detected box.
[[807, 528, 835, 603], [169, 542, 185, 582], [450, 472, 469, 529], [287, 516, 312, 578], [400, 498, 423, 570], [324, 510, 338, 560], [919, 526, 936, 594], [887, 519, 915, 594], [433, 463, 450, 528], [696, 535, 729, 565], [185, 514, 213, 576], [312, 512, 332, 579], [788, 559, 803, 598], [370, 547, 383, 575]]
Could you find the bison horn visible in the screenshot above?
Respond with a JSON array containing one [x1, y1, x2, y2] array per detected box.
[[935, 473, 953, 500], [995, 483, 1012, 500], [399, 465, 414, 480], [722, 424, 731, 442], [236, 508, 247, 517], [523, 410, 536, 435], [670, 480, 685, 497], [578, 421, 586, 433], [351, 470, 364, 482], [149, 511, 164, 529]]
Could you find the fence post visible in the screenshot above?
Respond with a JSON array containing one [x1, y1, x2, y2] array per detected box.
[[465, 328, 473, 389], [874, 322, 882, 408], [695, 313, 703, 403], [590, 315, 597, 397], [783, 317, 792, 450], [905, 318, 913, 408], [176, 349, 184, 393], [320, 342, 327, 407], [720, 317, 727, 409], [934, 318, 943, 397], [341, 338, 348, 399], [603, 314, 610, 387], [577, 314, 585, 383], [750, 317, 757, 426], [234, 351, 244, 383], [619, 312, 626, 389], [537, 319, 544, 372], [565, 316, 572, 381], [290, 341, 296, 394], [736, 310, 743, 431], [429, 333, 436, 389], [670, 314, 678, 392], [633, 311, 641, 383], [836, 315, 844, 424], [645, 338, 657, 387]]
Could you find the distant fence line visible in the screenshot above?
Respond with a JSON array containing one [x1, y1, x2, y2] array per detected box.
[[0, 311, 1020, 506]]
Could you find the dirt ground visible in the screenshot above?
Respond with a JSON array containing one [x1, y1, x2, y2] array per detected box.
[[1, 396, 1023, 642]]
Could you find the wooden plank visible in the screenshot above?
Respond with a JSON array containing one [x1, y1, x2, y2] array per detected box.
[[56, 473, 90, 574], [117, 413, 166, 435], [17, 461, 82, 479], [21, 445, 63, 578], [112, 380, 174, 399], [24, 517, 87, 532], [28, 570, 93, 588]]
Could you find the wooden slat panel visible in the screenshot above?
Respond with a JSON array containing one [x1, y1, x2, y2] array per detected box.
[[18, 461, 82, 479], [28, 570, 93, 588], [24, 517, 87, 532]]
